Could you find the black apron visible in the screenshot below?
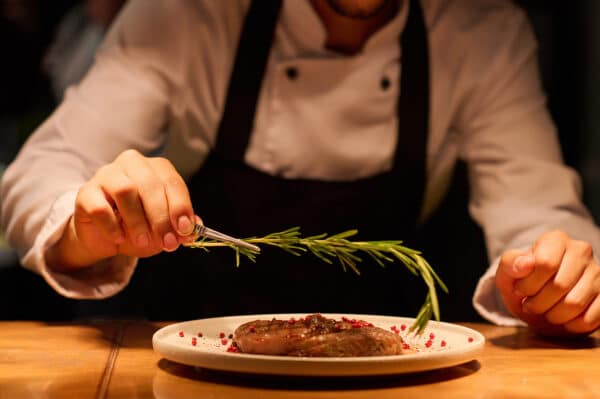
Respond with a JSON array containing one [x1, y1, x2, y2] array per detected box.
[[134, 0, 437, 320]]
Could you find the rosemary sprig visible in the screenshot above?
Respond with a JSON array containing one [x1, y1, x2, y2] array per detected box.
[[186, 227, 448, 334]]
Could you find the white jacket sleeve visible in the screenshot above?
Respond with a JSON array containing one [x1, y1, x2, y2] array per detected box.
[[457, 6, 600, 324], [0, 0, 190, 298]]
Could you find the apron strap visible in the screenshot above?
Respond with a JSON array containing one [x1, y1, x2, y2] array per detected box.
[[214, 0, 283, 160], [395, 0, 430, 224]]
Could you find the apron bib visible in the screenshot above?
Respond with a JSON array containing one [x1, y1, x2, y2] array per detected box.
[[137, 0, 437, 320]]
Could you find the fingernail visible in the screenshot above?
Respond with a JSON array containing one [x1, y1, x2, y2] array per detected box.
[[136, 233, 149, 247], [163, 232, 178, 251], [177, 215, 193, 235], [514, 255, 532, 273], [514, 259, 524, 273]]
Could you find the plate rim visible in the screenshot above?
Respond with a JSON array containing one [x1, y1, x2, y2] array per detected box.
[[153, 313, 485, 376]]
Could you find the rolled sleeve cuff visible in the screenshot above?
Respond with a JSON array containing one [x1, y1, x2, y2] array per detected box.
[[21, 189, 137, 299], [472, 256, 526, 327]]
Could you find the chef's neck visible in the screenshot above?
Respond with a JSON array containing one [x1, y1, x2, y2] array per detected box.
[[310, 0, 400, 55]]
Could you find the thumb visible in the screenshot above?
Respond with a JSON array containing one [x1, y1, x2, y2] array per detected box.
[[506, 253, 536, 279], [495, 249, 535, 316]]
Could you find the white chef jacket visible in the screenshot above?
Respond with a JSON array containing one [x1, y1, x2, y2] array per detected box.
[[2, 0, 599, 326]]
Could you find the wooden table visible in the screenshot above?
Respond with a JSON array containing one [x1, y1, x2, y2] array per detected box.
[[1, 321, 599, 398]]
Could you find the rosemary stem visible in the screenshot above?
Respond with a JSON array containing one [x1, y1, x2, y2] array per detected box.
[[184, 227, 447, 333]]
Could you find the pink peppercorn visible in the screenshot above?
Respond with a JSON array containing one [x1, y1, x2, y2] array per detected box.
[[441, 340, 447, 347], [219, 332, 225, 338], [221, 338, 228, 345], [468, 337, 474, 343], [178, 331, 184, 337]]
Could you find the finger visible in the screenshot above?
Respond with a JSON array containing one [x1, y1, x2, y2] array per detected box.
[[75, 181, 124, 244], [496, 249, 535, 316], [545, 263, 600, 324], [564, 293, 600, 334], [496, 250, 534, 290], [514, 231, 568, 297], [115, 150, 177, 251], [496, 250, 535, 289], [148, 157, 195, 237], [522, 240, 591, 315], [96, 165, 152, 249]]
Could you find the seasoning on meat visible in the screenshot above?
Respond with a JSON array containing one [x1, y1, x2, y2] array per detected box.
[[233, 314, 406, 357]]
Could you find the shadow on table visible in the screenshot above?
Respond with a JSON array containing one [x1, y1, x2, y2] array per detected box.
[[490, 329, 600, 350], [155, 357, 480, 391]]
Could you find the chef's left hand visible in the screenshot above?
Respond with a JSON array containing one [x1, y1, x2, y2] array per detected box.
[[496, 230, 600, 336]]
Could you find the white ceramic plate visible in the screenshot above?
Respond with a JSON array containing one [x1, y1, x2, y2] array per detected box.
[[152, 313, 485, 377]]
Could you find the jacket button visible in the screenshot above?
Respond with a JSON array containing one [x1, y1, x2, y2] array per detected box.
[[380, 76, 391, 90], [286, 66, 299, 80]]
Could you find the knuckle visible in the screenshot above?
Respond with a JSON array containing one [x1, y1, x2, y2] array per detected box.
[[94, 164, 108, 176], [84, 204, 111, 219], [118, 148, 142, 161], [111, 179, 137, 200], [75, 193, 110, 219], [165, 175, 185, 191], [572, 240, 593, 259], [535, 254, 560, 273], [143, 179, 164, 196], [589, 265, 600, 282], [94, 164, 115, 181], [150, 214, 172, 234], [128, 219, 149, 234], [539, 229, 564, 242], [550, 229, 568, 240], [550, 278, 572, 294], [134, 174, 163, 197], [562, 293, 588, 311]]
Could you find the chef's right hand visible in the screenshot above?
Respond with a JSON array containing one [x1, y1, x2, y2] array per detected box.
[[46, 149, 199, 271]]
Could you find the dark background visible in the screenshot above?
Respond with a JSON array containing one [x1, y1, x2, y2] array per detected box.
[[1, 1, 599, 322]]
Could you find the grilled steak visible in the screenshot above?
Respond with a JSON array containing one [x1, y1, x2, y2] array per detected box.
[[233, 314, 406, 357]]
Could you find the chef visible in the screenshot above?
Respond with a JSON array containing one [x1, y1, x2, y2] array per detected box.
[[2, 0, 600, 336]]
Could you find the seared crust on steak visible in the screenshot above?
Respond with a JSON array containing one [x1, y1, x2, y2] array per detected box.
[[233, 314, 405, 357]]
